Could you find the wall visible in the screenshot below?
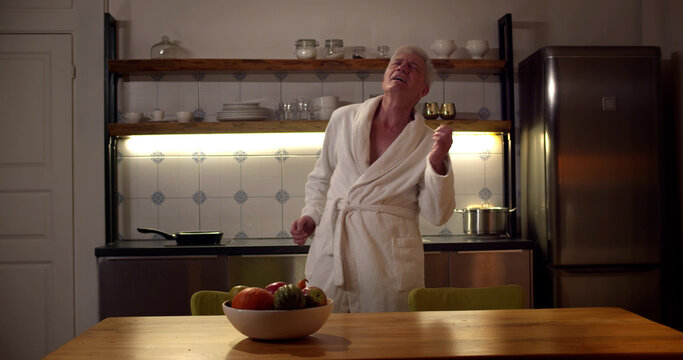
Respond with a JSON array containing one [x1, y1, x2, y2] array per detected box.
[[107, 0, 649, 61]]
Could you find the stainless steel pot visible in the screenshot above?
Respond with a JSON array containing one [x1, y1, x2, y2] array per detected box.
[[454, 207, 516, 235]]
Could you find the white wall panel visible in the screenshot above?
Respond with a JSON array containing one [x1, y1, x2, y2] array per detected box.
[[0, 263, 49, 360], [0, 0, 72, 9]]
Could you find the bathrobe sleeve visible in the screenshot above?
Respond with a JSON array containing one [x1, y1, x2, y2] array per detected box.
[[300, 112, 342, 225], [418, 151, 456, 226]]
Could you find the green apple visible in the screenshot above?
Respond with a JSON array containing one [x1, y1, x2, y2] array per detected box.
[[227, 285, 248, 301], [303, 286, 327, 307]]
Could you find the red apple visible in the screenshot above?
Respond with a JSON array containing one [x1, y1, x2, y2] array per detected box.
[[296, 278, 308, 290], [265, 281, 286, 294], [303, 286, 327, 307]]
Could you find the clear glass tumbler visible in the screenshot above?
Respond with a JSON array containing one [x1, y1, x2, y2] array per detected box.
[[377, 45, 390, 59]]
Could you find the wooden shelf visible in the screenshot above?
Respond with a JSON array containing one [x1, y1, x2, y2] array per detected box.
[[108, 119, 511, 136], [108, 58, 506, 75]]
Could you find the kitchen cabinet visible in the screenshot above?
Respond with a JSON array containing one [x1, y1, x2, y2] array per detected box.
[[97, 250, 532, 317], [424, 251, 450, 287], [449, 249, 533, 308], [98, 255, 228, 318], [96, 237, 532, 316], [424, 248, 533, 308]]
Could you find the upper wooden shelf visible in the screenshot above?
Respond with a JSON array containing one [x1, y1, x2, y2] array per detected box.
[[107, 58, 506, 75], [108, 119, 511, 136]]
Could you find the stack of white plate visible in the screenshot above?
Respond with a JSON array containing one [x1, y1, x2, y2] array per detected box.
[[217, 101, 270, 121], [312, 96, 340, 120]]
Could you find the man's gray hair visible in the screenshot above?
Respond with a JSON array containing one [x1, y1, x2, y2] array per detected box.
[[391, 45, 434, 89]]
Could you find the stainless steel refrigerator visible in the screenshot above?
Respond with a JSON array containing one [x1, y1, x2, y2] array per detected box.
[[519, 46, 663, 321]]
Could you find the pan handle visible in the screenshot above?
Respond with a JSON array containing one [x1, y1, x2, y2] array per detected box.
[[137, 227, 176, 240]]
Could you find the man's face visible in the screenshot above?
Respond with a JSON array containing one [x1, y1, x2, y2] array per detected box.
[[381, 52, 429, 102]]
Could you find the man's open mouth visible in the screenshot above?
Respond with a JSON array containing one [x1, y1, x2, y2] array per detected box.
[[392, 76, 406, 83]]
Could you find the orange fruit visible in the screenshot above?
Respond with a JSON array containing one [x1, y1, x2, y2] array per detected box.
[[231, 287, 274, 310]]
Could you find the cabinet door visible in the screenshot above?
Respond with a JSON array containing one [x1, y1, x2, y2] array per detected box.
[[449, 249, 533, 308], [424, 251, 450, 288], [98, 255, 228, 319]]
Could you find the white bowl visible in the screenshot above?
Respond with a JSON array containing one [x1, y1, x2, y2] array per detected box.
[[122, 112, 142, 123], [312, 96, 339, 109], [465, 40, 489, 59], [222, 298, 333, 340], [313, 108, 335, 120]]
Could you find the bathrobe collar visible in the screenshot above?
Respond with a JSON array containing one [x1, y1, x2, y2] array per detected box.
[[350, 95, 430, 187]]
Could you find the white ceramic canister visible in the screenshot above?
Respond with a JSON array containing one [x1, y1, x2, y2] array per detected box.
[[294, 39, 318, 60], [465, 40, 490, 59], [429, 39, 456, 59]]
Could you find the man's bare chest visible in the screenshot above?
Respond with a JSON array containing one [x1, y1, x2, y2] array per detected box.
[[369, 126, 402, 164]]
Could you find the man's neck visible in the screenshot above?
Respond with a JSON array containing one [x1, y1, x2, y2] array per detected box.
[[376, 96, 414, 129]]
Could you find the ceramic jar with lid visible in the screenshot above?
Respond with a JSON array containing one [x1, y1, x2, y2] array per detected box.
[[150, 35, 178, 59], [323, 39, 344, 59], [294, 39, 318, 60]]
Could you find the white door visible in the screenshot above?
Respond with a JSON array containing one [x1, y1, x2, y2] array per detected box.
[[0, 34, 73, 360]]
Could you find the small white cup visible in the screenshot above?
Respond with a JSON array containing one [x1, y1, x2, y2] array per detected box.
[[122, 112, 142, 123], [149, 109, 165, 121], [176, 111, 193, 123]]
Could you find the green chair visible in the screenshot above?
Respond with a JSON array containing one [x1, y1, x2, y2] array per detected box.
[[190, 290, 230, 315], [408, 285, 526, 311]]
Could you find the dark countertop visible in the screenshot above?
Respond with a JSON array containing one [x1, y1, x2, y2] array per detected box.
[[95, 235, 533, 257]]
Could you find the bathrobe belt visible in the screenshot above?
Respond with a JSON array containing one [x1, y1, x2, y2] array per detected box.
[[329, 198, 416, 287]]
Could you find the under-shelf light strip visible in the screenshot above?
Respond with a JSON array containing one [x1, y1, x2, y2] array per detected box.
[[122, 132, 500, 156]]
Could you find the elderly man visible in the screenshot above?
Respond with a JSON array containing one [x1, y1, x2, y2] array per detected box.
[[290, 45, 455, 313]]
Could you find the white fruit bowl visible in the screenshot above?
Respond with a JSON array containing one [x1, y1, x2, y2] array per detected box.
[[222, 298, 334, 340]]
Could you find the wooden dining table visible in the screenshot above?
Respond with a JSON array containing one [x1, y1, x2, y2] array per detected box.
[[45, 307, 683, 359]]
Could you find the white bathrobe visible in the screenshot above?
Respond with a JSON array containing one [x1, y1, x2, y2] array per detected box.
[[301, 95, 456, 313]]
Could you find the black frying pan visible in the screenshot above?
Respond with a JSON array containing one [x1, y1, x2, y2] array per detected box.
[[137, 227, 223, 246]]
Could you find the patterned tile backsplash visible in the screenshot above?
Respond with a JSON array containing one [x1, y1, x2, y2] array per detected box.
[[117, 73, 506, 240], [117, 132, 504, 240]]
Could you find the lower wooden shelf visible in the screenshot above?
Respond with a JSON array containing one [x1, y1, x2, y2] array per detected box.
[[108, 119, 511, 136]]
